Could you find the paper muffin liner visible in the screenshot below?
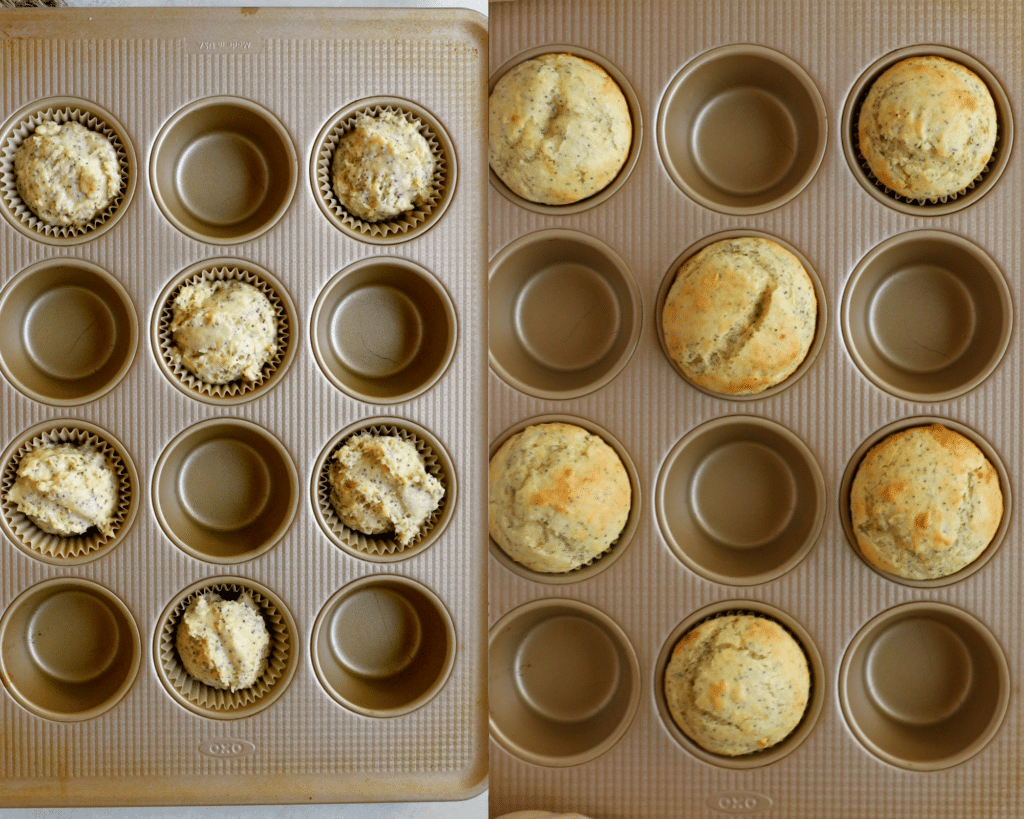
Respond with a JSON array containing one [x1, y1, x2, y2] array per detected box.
[[159, 581, 292, 713], [0, 100, 133, 240], [317, 423, 450, 558], [0, 424, 134, 562], [156, 264, 291, 401], [850, 87, 999, 207], [314, 101, 451, 241]]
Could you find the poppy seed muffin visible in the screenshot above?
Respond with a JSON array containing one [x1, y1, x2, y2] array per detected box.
[[850, 424, 1002, 580], [331, 110, 436, 222], [5, 442, 118, 537], [328, 433, 444, 548], [169, 279, 278, 385], [488, 423, 631, 573], [489, 53, 632, 205], [664, 614, 810, 756], [661, 237, 817, 395], [14, 120, 120, 227], [176, 591, 271, 693], [857, 55, 997, 201]]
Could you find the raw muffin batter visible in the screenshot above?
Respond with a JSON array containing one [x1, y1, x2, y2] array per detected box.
[[328, 433, 444, 547], [331, 110, 436, 222], [176, 591, 271, 692], [489, 53, 632, 205], [14, 120, 120, 227], [664, 614, 810, 756], [850, 424, 1002, 579], [5, 443, 118, 537], [662, 237, 817, 395], [488, 422, 631, 573], [169, 279, 278, 385]]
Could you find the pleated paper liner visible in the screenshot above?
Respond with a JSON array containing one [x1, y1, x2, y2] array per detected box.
[[652, 601, 826, 770], [0, 421, 138, 566], [0, 96, 136, 245], [844, 45, 1013, 215], [153, 260, 296, 405], [313, 419, 456, 562], [487, 414, 642, 585], [311, 97, 456, 244], [155, 578, 297, 720]]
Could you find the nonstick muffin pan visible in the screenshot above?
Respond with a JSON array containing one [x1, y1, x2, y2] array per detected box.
[[0, 7, 486, 806], [488, 1, 1022, 816]]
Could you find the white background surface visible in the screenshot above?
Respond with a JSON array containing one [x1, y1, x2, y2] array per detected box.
[[0, 1, 489, 817]]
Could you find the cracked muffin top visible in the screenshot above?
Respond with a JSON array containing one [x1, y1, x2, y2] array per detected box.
[[850, 424, 1002, 580], [857, 55, 997, 202], [489, 53, 632, 205], [488, 422, 630, 573], [664, 614, 810, 756], [661, 236, 817, 395]]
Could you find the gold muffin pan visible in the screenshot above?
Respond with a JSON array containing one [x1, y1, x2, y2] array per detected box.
[[0, 7, 486, 807], [489, 1, 1022, 817]]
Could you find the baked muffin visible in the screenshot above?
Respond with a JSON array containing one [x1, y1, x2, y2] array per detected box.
[[14, 120, 120, 227], [661, 237, 817, 395], [858, 55, 997, 201], [489, 53, 632, 205], [331, 110, 436, 222], [169, 279, 278, 385], [850, 424, 1002, 580], [5, 442, 118, 537], [328, 433, 444, 547], [489, 422, 631, 572], [664, 614, 810, 756]]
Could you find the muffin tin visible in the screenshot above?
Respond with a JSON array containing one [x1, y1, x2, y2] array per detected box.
[[488, 1, 1022, 816], [0, 8, 486, 806]]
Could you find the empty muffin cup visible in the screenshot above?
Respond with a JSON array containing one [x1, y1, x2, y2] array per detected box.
[[489, 230, 642, 400], [152, 259, 297, 405], [654, 600, 824, 769], [151, 96, 296, 244], [0, 578, 141, 721], [488, 414, 641, 584], [657, 45, 826, 215], [311, 258, 457, 403], [311, 97, 455, 244], [488, 45, 643, 216], [0, 259, 138, 406], [0, 420, 138, 565], [153, 418, 298, 564], [840, 417, 1011, 588], [313, 418, 456, 562], [0, 96, 136, 245], [840, 602, 1009, 770], [656, 229, 827, 400], [656, 416, 826, 585], [155, 578, 296, 719], [311, 575, 456, 717], [843, 46, 1013, 215], [842, 231, 1011, 402], [489, 598, 641, 767]]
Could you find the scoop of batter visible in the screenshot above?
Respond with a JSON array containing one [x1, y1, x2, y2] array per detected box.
[[328, 433, 444, 547], [14, 120, 120, 227], [331, 110, 436, 222], [169, 279, 278, 385], [176, 591, 271, 692], [5, 443, 118, 537]]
